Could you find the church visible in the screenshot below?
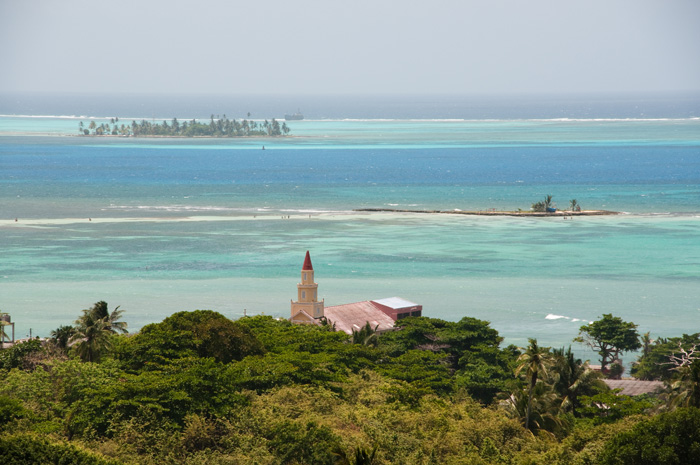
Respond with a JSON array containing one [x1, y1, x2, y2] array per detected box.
[[289, 251, 422, 334]]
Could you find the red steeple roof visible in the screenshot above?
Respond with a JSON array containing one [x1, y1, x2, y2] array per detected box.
[[302, 251, 313, 270]]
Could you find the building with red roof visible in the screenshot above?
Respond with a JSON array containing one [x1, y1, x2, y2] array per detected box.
[[290, 251, 422, 334]]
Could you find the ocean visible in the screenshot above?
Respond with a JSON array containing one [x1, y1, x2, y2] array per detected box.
[[1, 92, 699, 366]]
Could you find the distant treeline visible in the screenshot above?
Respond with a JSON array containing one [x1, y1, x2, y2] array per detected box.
[[79, 115, 290, 137]]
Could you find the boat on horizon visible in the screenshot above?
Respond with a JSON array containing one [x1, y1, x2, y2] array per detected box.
[[284, 112, 304, 121]]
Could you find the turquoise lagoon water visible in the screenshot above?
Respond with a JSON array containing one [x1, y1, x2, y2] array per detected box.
[[1, 105, 699, 366]]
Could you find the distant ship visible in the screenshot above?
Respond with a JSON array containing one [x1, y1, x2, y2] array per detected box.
[[284, 112, 304, 121]]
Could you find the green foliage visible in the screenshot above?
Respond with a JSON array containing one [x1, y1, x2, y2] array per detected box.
[[378, 350, 453, 399], [578, 390, 654, 424], [667, 359, 700, 409], [351, 322, 379, 346], [0, 432, 119, 465], [0, 395, 28, 425], [268, 421, 339, 465], [50, 324, 75, 351], [225, 351, 347, 393], [0, 338, 43, 370], [598, 407, 700, 465], [80, 115, 290, 137], [575, 314, 641, 374], [515, 338, 552, 431], [118, 310, 265, 369], [505, 344, 607, 438], [87, 301, 128, 335], [237, 314, 348, 354], [0, 309, 685, 464], [631, 332, 700, 381], [380, 316, 513, 403], [551, 346, 607, 416], [532, 195, 554, 212], [71, 301, 128, 363]]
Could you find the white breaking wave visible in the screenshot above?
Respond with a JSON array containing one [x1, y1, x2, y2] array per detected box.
[[545, 314, 592, 324]]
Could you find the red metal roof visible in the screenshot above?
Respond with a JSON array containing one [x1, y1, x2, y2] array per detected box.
[[302, 251, 313, 270], [324, 301, 397, 335]]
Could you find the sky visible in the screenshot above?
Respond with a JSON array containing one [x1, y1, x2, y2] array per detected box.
[[1, 0, 699, 96]]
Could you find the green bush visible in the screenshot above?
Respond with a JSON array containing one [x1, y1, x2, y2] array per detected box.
[[0, 339, 43, 370], [0, 433, 119, 465], [598, 407, 700, 465]]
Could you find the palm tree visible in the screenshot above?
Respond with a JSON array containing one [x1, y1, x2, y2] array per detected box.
[[505, 380, 565, 435], [87, 301, 128, 334], [569, 199, 578, 211], [515, 338, 551, 430], [70, 310, 111, 362], [50, 325, 76, 352], [640, 332, 653, 357], [551, 346, 606, 416], [543, 195, 553, 211], [332, 445, 378, 465], [70, 301, 127, 362], [668, 360, 700, 409], [353, 446, 378, 465], [351, 322, 379, 347]]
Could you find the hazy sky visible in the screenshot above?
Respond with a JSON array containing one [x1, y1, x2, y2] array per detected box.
[[2, 0, 699, 95]]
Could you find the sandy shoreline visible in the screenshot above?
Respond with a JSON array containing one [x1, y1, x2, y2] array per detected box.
[[7, 209, 699, 227], [354, 208, 620, 217], [0, 208, 648, 228]]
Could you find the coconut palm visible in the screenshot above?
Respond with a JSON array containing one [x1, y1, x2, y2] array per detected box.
[[551, 346, 606, 416], [86, 301, 128, 334], [505, 379, 566, 435], [70, 310, 111, 362], [569, 199, 578, 211], [515, 338, 551, 430], [50, 325, 76, 352], [543, 195, 553, 211], [70, 301, 127, 362], [640, 331, 653, 357], [668, 360, 700, 409], [332, 445, 379, 465], [352, 322, 379, 347]]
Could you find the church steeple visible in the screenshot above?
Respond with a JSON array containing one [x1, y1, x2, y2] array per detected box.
[[291, 251, 324, 319], [303, 250, 313, 271]]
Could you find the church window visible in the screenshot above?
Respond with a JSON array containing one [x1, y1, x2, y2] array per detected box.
[[302, 291, 306, 299]]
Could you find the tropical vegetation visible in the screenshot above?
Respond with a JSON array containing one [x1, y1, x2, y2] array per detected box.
[[575, 313, 641, 376], [0, 305, 698, 464], [79, 115, 290, 137], [531, 194, 554, 212]]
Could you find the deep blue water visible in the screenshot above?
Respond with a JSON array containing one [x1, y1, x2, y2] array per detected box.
[[2, 91, 700, 120], [2, 137, 699, 216]]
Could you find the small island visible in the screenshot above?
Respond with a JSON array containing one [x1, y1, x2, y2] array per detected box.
[[79, 115, 290, 137], [356, 197, 619, 217], [355, 208, 619, 217]]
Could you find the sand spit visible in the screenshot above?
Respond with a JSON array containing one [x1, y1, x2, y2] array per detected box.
[[354, 208, 620, 217]]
